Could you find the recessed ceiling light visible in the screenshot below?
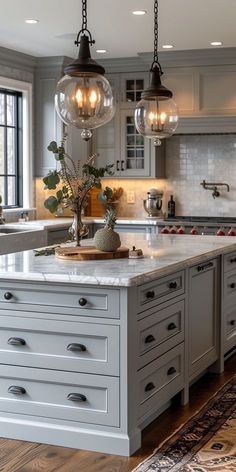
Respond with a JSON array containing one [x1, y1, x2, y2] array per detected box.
[[210, 41, 223, 46], [25, 19, 39, 24], [132, 10, 147, 15], [162, 44, 174, 49], [96, 49, 107, 54]]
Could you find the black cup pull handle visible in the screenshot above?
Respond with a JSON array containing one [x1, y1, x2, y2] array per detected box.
[[230, 257, 236, 263], [8, 385, 26, 395], [79, 297, 87, 307], [167, 322, 177, 331], [67, 393, 87, 402], [197, 262, 213, 272], [169, 281, 177, 289], [230, 320, 235, 326], [230, 283, 236, 289], [145, 382, 155, 392], [67, 343, 87, 352], [146, 290, 155, 299], [7, 337, 26, 346], [167, 367, 176, 376], [4, 292, 13, 301], [145, 334, 155, 344]]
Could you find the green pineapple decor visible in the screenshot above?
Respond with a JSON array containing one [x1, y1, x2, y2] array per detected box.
[[94, 207, 121, 252]]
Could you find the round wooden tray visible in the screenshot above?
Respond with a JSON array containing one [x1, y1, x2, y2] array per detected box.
[[55, 245, 129, 261]]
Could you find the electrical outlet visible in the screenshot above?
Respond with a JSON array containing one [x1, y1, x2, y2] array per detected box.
[[127, 190, 135, 204]]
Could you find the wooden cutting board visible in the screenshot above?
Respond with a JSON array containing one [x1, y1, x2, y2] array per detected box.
[[55, 246, 129, 260]]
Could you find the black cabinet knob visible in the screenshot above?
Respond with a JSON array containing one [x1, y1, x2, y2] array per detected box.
[[79, 297, 87, 307], [167, 366, 176, 376], [169, 281, 177, 289], [145, 334, 155, 344], [230, 283, 236, 289], [7, 337, 26, 346], [8, 385, 26, 395], [146, 290, 155, 299], [230, 320, 235, 326], [67, 393, 87, 402], [167, 322, 177, 331], [145, 382, 155, 392], [67, 343, 87, 352], [4, 292, 13, 301]]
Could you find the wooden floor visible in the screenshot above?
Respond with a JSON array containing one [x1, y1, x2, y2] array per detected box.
[[0, 355, 235, 472]]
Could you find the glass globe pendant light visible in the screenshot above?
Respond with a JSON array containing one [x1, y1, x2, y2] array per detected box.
[[55, 0, 115, 141], [134, 0, 178, 146]]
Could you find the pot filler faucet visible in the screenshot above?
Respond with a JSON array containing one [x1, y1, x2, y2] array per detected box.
[[200, 180, 230, 199]]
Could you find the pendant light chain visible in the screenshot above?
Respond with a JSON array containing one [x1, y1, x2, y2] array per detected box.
[[152, 0, 163, 75], [82, 0, 87, 32], [75, 0, 95, 46], [153, 0, 158, 63]]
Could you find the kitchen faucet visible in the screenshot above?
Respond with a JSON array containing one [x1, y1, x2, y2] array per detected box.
[[200, 180, 230, 199]]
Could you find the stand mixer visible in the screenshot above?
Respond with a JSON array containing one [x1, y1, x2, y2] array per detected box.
[[143, 188, 163, 218]]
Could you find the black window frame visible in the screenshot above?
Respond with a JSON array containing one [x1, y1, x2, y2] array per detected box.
[[0, 88, 23, 208]]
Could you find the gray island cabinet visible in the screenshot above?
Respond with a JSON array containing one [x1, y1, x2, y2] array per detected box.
[[0, 234, 235, 456]]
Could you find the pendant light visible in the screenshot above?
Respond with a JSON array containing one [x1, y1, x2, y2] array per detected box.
[[55, 0, 115, 141], [134, 0, 178, 146]]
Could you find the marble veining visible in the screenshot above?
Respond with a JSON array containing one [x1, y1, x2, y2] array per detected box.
[[0, 234, 236, 287]]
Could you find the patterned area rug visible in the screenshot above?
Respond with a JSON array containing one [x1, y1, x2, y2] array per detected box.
[[133, 375, 236, 471]]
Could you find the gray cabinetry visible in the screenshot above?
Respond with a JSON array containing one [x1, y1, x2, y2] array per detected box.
[[35, 57, 89, 177], [188, 258, 218, 380], [223, 251, 236, 354], [92, 71, 165, 178]]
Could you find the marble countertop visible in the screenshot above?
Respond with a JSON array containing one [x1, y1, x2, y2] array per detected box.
[[0, 233, 236, 287], [10, 217, 164, 228]]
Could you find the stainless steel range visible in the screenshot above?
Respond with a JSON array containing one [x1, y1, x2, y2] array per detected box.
[[163, 216, 236, 236]]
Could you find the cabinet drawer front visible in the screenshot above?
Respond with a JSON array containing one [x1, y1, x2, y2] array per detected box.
[[137, 300, 184, 369], [0, 365, 119, 427], [0, 316, 119, 375], [0, 282, 120, 319], [47, 229, 68, 245], [138, 271, 184, 312], [224, 251, 236, 273], [224, 271, 236, 306], [224, 308, 236, 354], [137, 344, 184, 420]]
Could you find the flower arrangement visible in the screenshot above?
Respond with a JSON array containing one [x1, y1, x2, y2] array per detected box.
[[43, 134, 113, 245]]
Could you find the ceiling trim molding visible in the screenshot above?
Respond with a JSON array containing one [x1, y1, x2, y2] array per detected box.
[[0, 46, 35, 72], [99, 48, 236, 73]]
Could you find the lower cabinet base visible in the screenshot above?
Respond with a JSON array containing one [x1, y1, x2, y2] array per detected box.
[[0, 415, 141, 456]]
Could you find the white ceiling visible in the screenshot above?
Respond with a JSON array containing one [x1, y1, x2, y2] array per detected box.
[[0, 0, 236, 59]]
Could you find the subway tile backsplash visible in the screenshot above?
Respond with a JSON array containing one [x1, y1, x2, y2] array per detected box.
[[35, 134, 236, 220]]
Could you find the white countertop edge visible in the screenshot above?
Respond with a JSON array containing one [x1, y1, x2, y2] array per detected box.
[[0, 243, 235, 287]]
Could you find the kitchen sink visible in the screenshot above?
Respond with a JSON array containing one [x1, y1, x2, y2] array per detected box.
[[0, 225, 36, 234]]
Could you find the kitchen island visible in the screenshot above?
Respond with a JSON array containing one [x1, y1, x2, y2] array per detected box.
[[0, 234, 235, 456]]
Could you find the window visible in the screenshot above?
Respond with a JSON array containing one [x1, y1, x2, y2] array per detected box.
[[0, 88, 22, 207], [0, 77, 33, 212]]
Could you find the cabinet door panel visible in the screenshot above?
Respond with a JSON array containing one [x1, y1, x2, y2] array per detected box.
[[189, 259, 218, 379]]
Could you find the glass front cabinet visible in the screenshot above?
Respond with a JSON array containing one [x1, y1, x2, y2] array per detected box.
[[92, 72, 165, 178]]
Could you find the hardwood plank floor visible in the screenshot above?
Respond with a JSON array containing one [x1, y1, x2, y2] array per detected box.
[[0, 355, 235, 472]]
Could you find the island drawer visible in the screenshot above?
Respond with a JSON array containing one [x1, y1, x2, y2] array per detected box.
[[0, 316, 119, 376], [0, 365, 119, 427], [223, 271, 236, 306], [224, 251, 236, 273], [137, 300, 184, 369], [137, 343, 184, 421], [0, 282, 120, 319], [224, 307, 236, 354], [138, 271, 184, 312]]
